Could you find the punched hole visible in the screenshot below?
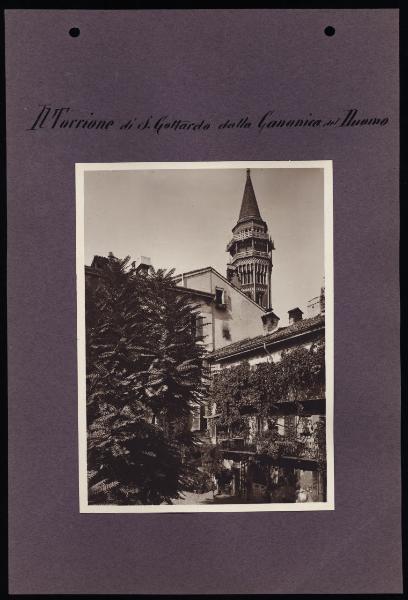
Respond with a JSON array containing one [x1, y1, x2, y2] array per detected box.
[[69, 27, 80, 38], [324, 26, 335, 37]]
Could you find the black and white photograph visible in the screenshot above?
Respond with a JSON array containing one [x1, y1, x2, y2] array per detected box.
[[76, 161, 334, 512]]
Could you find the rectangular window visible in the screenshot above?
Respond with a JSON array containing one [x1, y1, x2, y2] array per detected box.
[[191, 314, 204, 340], [215, 287, 226, 307], [191, 405, 201, 431], [277, 417, 285, 436], [200, 405, 207, 432], [196, 314, 204, 340], [190, 314, 197, 338]]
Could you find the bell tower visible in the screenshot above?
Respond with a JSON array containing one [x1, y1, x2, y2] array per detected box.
[[226, 169, 274, 309]]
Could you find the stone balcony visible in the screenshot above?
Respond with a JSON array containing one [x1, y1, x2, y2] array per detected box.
[[228, 249, 272, 261], [226, 230, 273, 251]]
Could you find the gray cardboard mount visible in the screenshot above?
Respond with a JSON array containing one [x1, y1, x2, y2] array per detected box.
[[6, 9, 401, 595]]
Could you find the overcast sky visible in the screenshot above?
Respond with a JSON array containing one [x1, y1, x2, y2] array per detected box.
[[84, 167, 325, 325]]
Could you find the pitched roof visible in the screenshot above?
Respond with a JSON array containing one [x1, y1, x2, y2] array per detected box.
[[173, 266, 266, 312], [175, 285, 214, 300], [238, 169, 262, 223], [209, 314, 325, 361]]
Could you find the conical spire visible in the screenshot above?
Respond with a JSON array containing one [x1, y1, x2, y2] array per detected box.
[[238, 169, 262, 223]]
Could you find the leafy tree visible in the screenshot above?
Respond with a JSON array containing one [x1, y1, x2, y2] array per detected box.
[[86, 255, 208, 505]]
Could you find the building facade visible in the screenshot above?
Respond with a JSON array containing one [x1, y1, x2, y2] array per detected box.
[[205, 302, 326, 503], [174, 266, 266, 352]]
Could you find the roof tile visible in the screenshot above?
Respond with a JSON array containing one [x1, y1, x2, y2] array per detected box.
[[210, 314, 325, 360]]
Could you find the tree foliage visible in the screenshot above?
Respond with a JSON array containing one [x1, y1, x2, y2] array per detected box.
[[86, 255, 209, 505]]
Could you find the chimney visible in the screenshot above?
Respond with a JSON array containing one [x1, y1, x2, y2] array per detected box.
[[319, 284, 325, 316], [288, 307, 303, 325], [231, 272, 242, 289], [133, 256, 152, 275], [226, 264, 242, 289], [226, 264, 234, 282], [261, 310, 280, 334]]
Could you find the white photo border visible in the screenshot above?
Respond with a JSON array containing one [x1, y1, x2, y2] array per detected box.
[[76, 160, 334, 513]]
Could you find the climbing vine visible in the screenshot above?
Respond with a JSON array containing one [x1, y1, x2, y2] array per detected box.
[[209, 341, 325, 428], [209, 341, 326, 464]]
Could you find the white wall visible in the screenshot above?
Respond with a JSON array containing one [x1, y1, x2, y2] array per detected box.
[[177, 269, 266, 351]]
